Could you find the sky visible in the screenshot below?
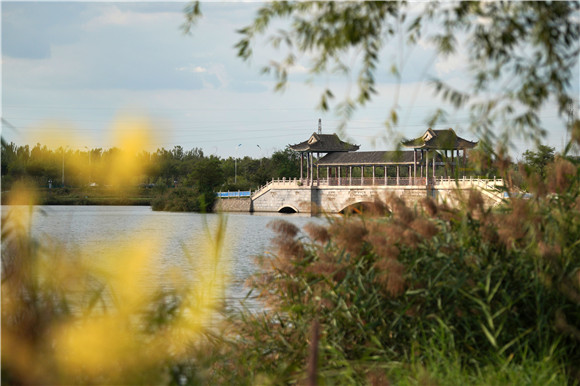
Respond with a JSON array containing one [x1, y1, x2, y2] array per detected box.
[[2, 1, 578, 159]]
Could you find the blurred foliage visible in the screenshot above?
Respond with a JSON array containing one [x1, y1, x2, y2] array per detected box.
[[183, 1, 580, 148], [1, 182, 230, 384]]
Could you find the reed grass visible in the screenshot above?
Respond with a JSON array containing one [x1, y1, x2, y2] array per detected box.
[[196, 156, 580, 385]]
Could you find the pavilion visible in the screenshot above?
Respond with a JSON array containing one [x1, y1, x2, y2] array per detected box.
[[289, 119, 359, 182], [289, 122, 478, 186]]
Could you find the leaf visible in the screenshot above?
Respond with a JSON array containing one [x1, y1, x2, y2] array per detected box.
[[481, 324, 498, 348]]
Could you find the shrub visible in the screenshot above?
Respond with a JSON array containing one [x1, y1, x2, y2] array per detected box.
[[151, 187, 214, 212], [202, 159, 580, 384]]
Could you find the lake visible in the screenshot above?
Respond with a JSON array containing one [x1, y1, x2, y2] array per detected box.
[[29, 206, 325, 311]]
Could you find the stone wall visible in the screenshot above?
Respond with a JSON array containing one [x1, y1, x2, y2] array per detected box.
[[251, 185, 430, 214], [214, 198, 251, 212], [313, 185, 430, 213]]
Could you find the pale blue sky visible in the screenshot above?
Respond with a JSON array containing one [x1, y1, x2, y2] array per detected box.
[[2, 2, 578, 159]]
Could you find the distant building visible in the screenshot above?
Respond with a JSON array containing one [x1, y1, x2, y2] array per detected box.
[[289, 121, 478, 186]]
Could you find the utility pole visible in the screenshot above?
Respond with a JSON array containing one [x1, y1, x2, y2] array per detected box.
[[62, 147, 65, 187], [235, 143, 242, 184], [85, 146, 91, 185], [62, 145, 69, 187]]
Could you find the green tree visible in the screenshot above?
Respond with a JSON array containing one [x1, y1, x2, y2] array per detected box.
[[522, 144, 556, 178], [271, 147, 300, 179], [188, 156, 224, 192]]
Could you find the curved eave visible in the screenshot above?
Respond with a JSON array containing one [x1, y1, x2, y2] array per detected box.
[[403, 141, 478, 150], [289, 145, 360, 152]]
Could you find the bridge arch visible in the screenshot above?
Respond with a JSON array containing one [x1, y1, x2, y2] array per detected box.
[[277, 205, 299, 214]]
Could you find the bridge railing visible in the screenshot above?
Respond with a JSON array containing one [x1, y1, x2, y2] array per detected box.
[[434, 176, 504, 188], [319, 177, 428, 186], [217, 190, 252, 198], [251, 176, 506, 200], [433, 176, 506, 205], [252, 178, 305, 199]]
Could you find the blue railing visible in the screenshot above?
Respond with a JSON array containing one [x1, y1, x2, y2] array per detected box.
[[217, 190, 252, 198]]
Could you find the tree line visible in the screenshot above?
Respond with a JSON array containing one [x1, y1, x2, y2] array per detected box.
[[1, 142, 301, 193], [2, 140, 572, 196]]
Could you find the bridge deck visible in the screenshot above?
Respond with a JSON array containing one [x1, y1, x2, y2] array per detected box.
[[250, 176, 505, 213]]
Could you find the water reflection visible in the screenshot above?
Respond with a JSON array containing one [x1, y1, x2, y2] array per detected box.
[[31, 206, 325, 311]]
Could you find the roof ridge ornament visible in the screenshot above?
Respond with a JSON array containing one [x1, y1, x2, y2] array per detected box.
[[318, 118, 322, 134], [402, 128, 478, 150]]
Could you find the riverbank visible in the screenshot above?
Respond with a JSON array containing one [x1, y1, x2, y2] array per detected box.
[[1, 187, 153, 206]]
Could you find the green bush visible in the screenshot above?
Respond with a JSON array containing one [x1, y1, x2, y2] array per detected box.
[[151, 187, 216, 212]]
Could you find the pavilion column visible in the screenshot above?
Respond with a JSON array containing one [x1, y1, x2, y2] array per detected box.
[[327, 167, 330, 180], [305, 153, 308, 181], [308, 153, 311, 181], [361, 166, 364, 186], [408, 166, 412, 185], [372, 166, 376, 186], [305, 153, 309, 181], [317, 165, 320, 186], [463, 149, 467, 172], [413, 149, 417, 184], [309, 153, 311, 184], [311, 153, 314, 185], [444, 150, 448, 178], [421, 150, 424, 178], [451, 149, 455, 176], [385, 166, 388, 185], [338, 166, 341, 186], [300, 153, 303, 180], [349, 166, 352, 185], [307, 153, 310, 185], [425, 151, 429, 185], [433, 152, 436, 180], [396, 165, 400, 185]]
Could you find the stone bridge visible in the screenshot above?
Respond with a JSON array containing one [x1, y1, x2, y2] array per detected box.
[[246, 177, 504, 214]]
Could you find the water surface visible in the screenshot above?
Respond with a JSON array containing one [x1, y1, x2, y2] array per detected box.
[[30, 206, 324, 311]]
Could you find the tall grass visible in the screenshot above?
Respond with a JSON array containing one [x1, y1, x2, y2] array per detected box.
[[198, 156, 580, 385]]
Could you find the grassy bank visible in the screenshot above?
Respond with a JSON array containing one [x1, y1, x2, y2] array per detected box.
[[1, 187, 154, 206], [1, 187, 220, 211]]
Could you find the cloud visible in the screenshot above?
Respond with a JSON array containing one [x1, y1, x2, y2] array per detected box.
[[83, 5, 178, 30], [176, 65, 208, 73], [434, 51, 467, 76], [288, 64, 309, 74]]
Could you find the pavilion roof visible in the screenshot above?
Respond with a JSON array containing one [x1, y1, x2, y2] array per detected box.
[[317, 151, 418, 166], [401, 128, 478, 150], [289, 133, 359, 153]]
